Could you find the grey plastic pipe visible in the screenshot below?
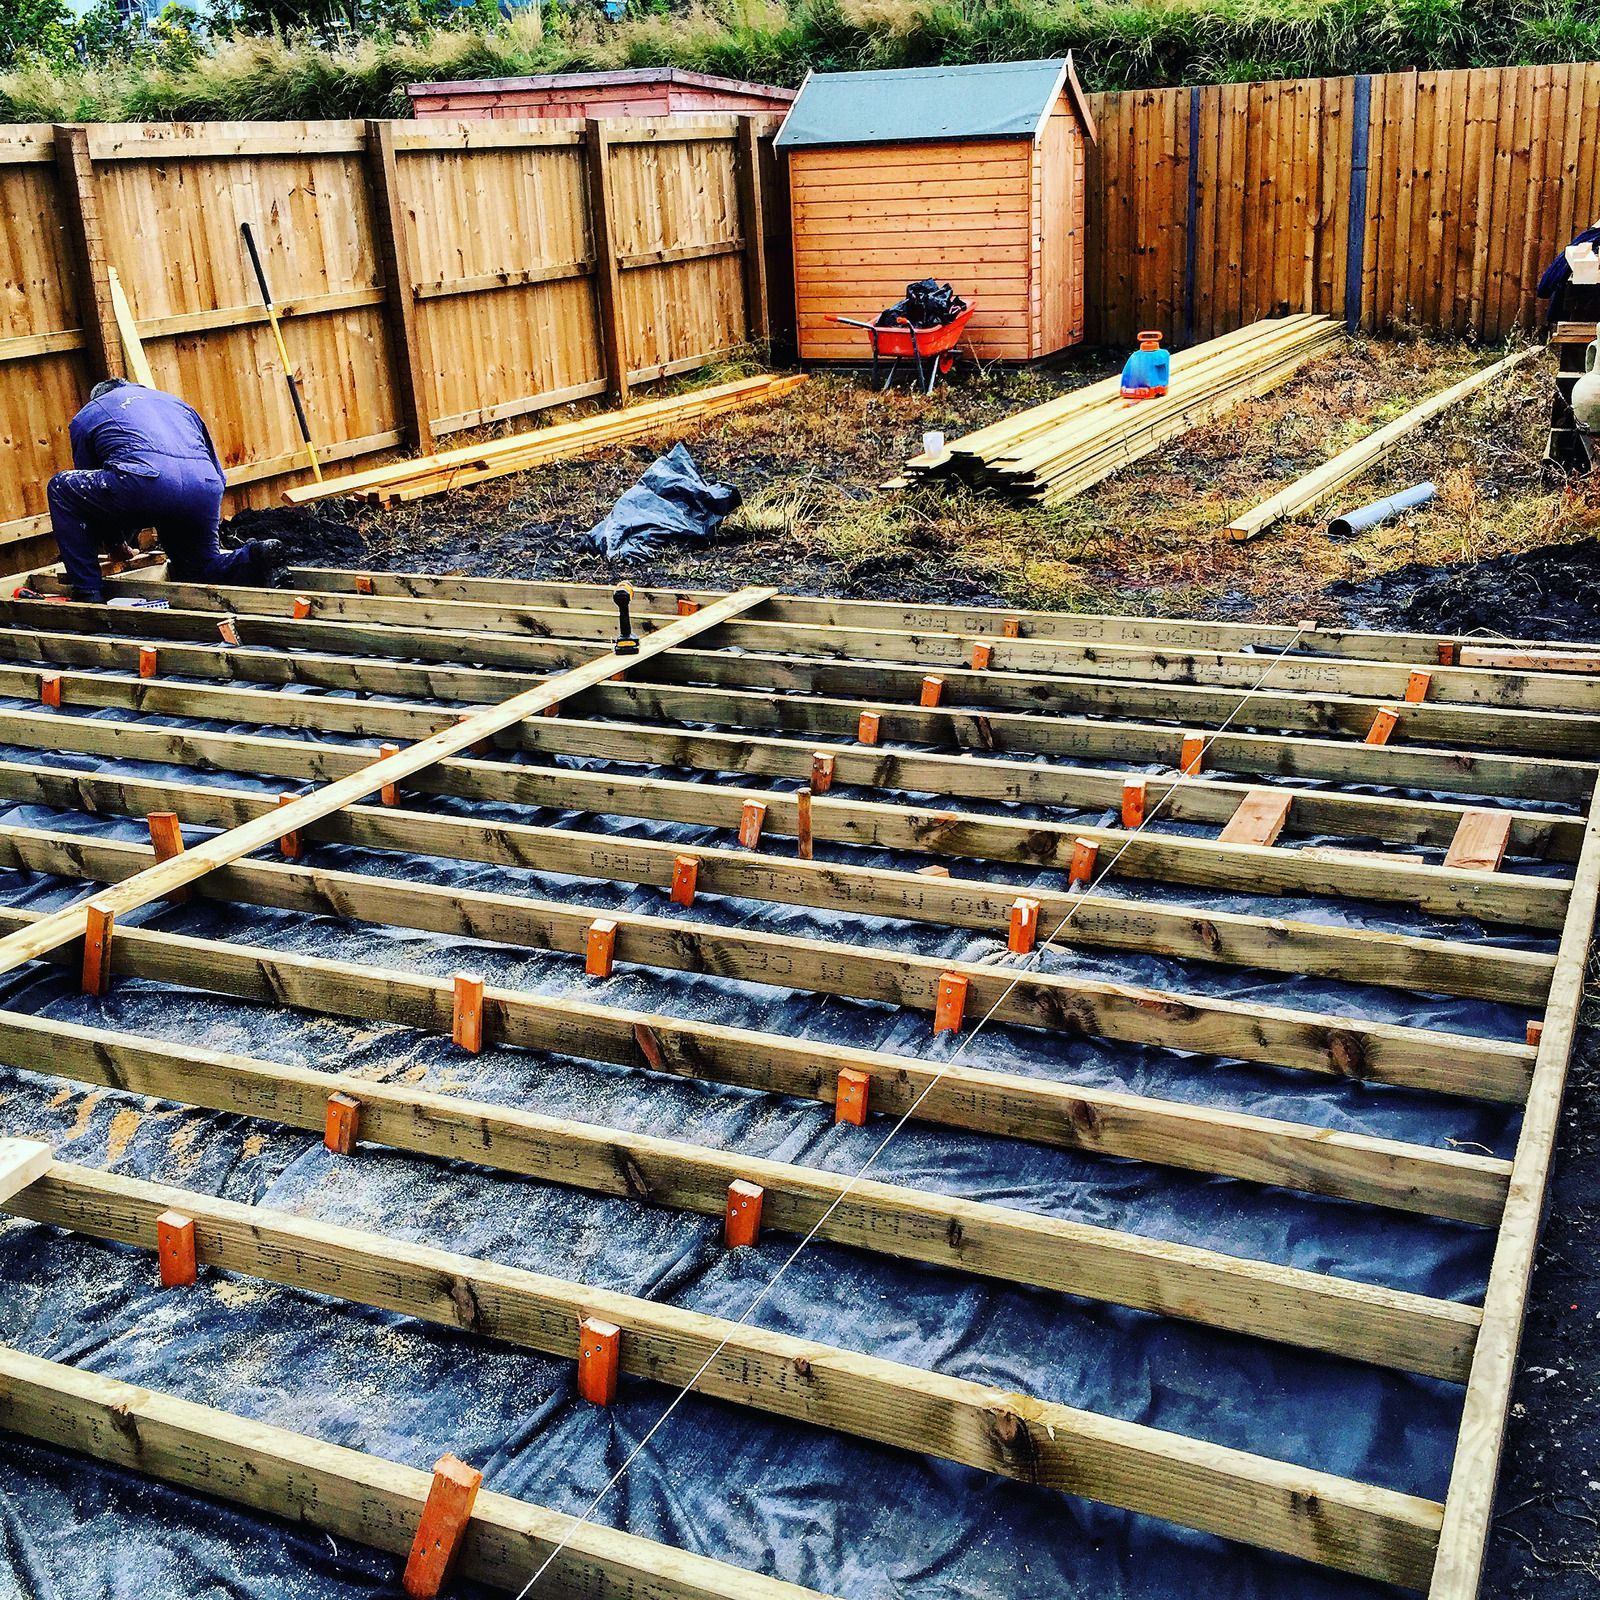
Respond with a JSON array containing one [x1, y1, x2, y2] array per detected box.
[[1328, 481, 1438, 539]]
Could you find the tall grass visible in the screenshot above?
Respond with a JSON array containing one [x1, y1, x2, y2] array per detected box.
[[4, 0, 1599, 123]]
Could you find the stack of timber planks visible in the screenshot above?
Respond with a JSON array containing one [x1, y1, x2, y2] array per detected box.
[[283, 374, 806, 509], [901, 315, 1340, 506]]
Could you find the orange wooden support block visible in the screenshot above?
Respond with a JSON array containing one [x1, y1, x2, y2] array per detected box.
[[292, 595, 313, 620], [919, 675, 944, 708], [355, 575, 375, 595], [1527, 1020, 1544, 1048], [1404, 670, 1433, 703], [1002, 616, 1021, 639], [401, 1454, 483, 1600], [917, 864, 950, 877], [156, 1210, 196, 1287], [1068, 836, 1099, 886], [970, 641, 992, 671], [724, 1179, 764, 1248], [676, 597, 700, 616], [147, 811, 184, 864], [138, 646, 158, 679], [542, 701, 561, 718], [452, 973, 485, 1054], [857, 711, 881, 745], [1444, 808, 1512, 872], [796, 787, 814, 860], [1008, 897, 1040, 955], [834, 1066, 870, 1126], [1179, 733, 1205, 775], [454, 715, 493, 757], [217, 619, 240, 646], [1436, 641, 1457, 666], [324, 1091, 361, 1155], [586, 918, 617, 978], [738, 799, 766, 849], [1121, 777, 1147, 830], [933, 971, 969, 1035], [809, 751, 835, 793], [39, 673, 61, 709], [376, 743, 401, 805], [1364, 708, 1400, 746], [576, 1317, 621, 1407], [1217, 790, 1293, 849], [276, 793, 302, 859], [82, 901, 114, 997], [669, 854, 699, 907]]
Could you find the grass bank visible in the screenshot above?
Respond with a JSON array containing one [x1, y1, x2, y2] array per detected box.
[[5, 0, 1600, 123]]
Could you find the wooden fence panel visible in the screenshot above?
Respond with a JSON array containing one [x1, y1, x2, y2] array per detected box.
[[87, 122, 399, 504], [608, 124, 747, 383], [395, 125, 603, 434], [1087, 60, 1600, 349], [0, 115, 777, 556], [0, 129, 87, 561]]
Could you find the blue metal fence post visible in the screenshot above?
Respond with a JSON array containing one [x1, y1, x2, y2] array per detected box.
[[1344, 75, 1373, 331]]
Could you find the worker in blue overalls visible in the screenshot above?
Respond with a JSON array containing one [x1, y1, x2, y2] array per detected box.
[[47, 379, 284, 602]]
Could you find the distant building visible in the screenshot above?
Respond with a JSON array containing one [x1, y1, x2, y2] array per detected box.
[[408, 66, 797, 122]]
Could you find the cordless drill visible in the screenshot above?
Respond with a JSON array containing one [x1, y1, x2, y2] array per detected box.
[[612, 582, 640, 655]]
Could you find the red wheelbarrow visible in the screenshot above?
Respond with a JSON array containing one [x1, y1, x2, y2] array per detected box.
[[827, 300, 977, 393]]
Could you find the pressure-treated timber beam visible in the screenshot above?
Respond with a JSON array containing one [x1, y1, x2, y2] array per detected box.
[[0, 1024, 1476, 1375], [9, 594, 1591, 757], [0, 717, 1565, 931], [4, 1164, 1446, 1585], [275, 564, 1598, 670], [0, 780, 1550, 1003], [65, 575, 1600, 716], [0, 1002, 1508, 1227], [0, 817, 1536, 1152], [0, 635, 1578, 853], [0, 587, 773, 983], [1428, 784, 1600, 1596], [0, 1344, 831, 1600]]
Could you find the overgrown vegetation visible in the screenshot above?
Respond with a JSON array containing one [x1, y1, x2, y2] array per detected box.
[[4, 0, 1600, 124]]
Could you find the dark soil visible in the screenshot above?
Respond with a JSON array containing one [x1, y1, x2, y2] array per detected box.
[[1330, 538, 1600, 641], [1481, 953, 1600, 1598]]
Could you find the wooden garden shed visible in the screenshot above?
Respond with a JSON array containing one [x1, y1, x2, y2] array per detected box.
[[777, 56, 1097, 363]]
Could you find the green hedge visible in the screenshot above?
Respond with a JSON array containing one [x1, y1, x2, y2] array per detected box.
[[4, 0, 1599, 124]]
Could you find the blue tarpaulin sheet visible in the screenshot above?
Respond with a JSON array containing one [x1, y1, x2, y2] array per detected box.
[[0, 662, 1552, 1600]]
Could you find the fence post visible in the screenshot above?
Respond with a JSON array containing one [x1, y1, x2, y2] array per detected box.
[[1344, 75, 1373, 332], [52, 124, 122, 384], [584, 118, 629, 407], [365, 120, 435, 455], [735, 118, 770, 346]]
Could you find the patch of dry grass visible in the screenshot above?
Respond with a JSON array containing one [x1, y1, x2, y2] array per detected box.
[[339, 333, 1600, 619]]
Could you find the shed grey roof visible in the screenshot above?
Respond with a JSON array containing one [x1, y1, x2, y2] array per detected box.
[[775, 56, 1091, 149]]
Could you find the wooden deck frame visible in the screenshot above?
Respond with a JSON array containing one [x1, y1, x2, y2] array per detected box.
[[0, 1340, 831, 1600], [7, 596, 1596, 763], [0, 829, 1531, 1190], [0, 776, 1554, 1005], [2, 1162, 1445, 1586], [0, 576, 1592, 1598], [0, 633, 1581, 853], [56, 573, 1600, 718], [0, 713, 1569, 929], [0, 1025, 1474, 1376], [274, 566, 1600, 669]]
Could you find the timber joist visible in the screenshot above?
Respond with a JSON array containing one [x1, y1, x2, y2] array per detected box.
[[0, 575, 1594, 1600]]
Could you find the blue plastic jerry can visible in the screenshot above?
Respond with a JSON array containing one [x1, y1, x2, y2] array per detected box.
[[1120, 330, 1171, 400]]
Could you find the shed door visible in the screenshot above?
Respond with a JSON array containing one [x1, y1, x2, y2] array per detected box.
[[1038, 110, 1085, 352]]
